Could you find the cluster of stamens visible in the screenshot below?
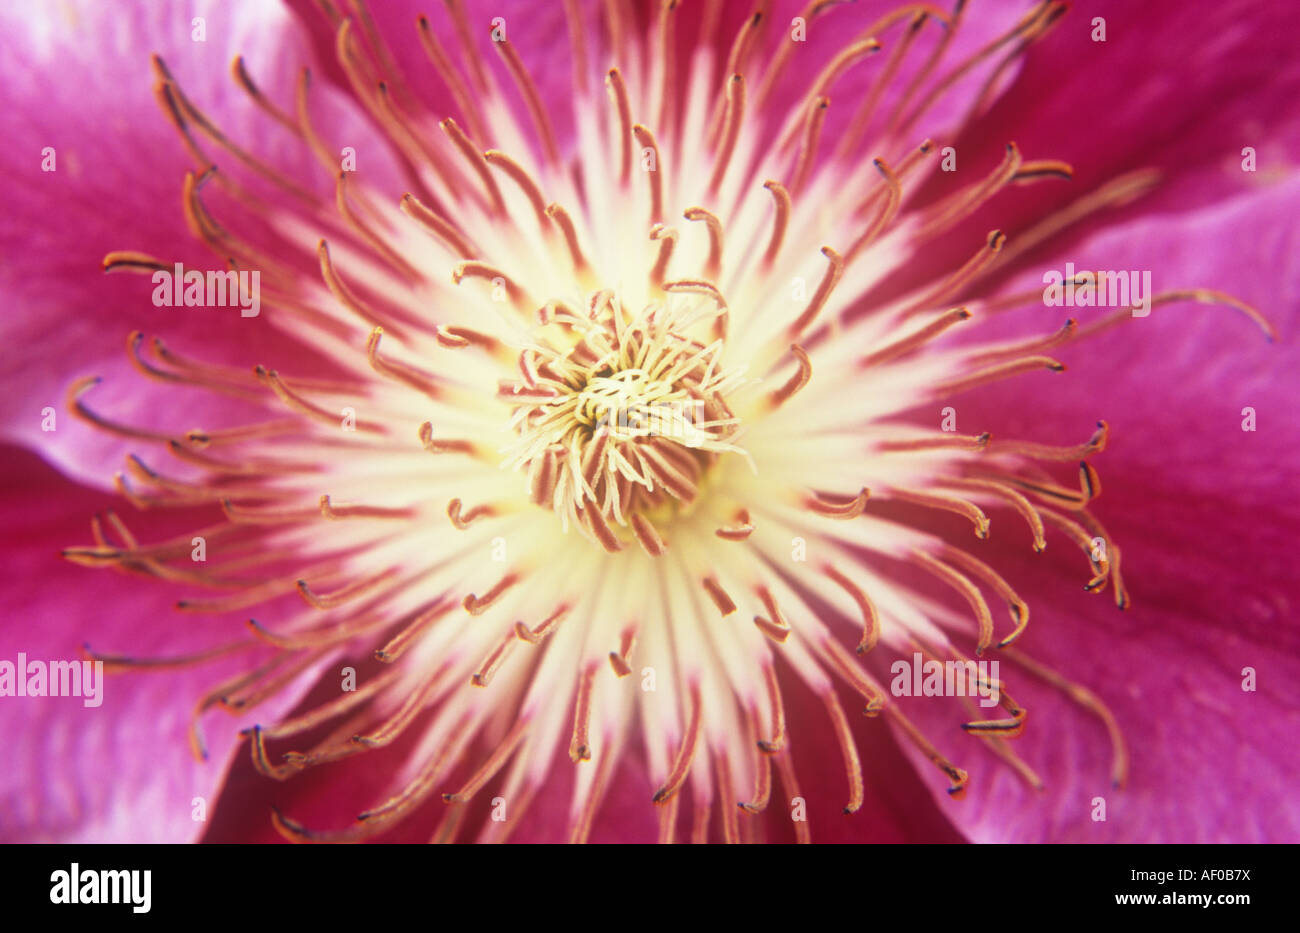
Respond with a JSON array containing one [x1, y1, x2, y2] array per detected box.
[[500, 291, 747, 553]]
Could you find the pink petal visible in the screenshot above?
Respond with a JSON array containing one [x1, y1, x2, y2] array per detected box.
[[0, 444, 317, 841], [894, 179, 1300, 842], [0, 0, 403, 489]]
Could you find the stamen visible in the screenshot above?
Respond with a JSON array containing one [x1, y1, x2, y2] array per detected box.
[[471, 629, 518, 687], [254, 366, 382, 434], [452, 260, 535, 310], [546, 202, 592, 277], [757, 665, 787, 753], [220, 647, 329, 712], [648, 224, 677, 288], [989, 420, 1108, 462], [365, 328, 440, 397], [609, 627, 636, 677], [806, 487, 870, 520], [833, 10, 933, 159], [709, 10, 764, 143], [1013, 159, 1074, 183], [772, 748, 811, 843], [902, 229, 1006, 317], [683, 207, 724, 278], [319, 494, 413, 521], [631, 512, 669, 556], [934, 354, 1064, 397], [1075, 289, 1277, 343], [652, 682, 702, 803], [399, 192, 477, 258], [514, 604, 570, 644], [654, 0, 679, 137], [632, 124, 665, 222], [317, 240, 399, 334], [752, 586, 791, 645], [767, 344, 812, 408], [231, 55, 300, 137], [909, 548, 995, 654], [440, 118, 506, 214], [67, 376, 174, 444], [1077, 512, 1129, 609], [102, 251, 170, 274], [435, 324, 502, 355], [442, 718, 531, 804], [151, 55, 318, 207], [883, 704, 969, 797], [1003, 647, 1129, 787], [354, 715, 472, 832], [846, 157, 902, 259], [753, 614, 791, 644], [81, 639, 251, 674], [942, 478, 1046, 552], [493, 34, 561, 164], [335, 171, 420, 281], [447, 498, 496, 530], [713, 753, 740, 843], [297, 567, 399, 610], [993, 168, 1161, 270], [657, 792, 681, 845], [878, 430, 990, 454], [462, 572, 520, 615], [935, 544, 1029, 647], [716, 509, 755, 541], [886, 486, 989, 538], [604, 68, 633, 185], [569, 662, 599, 761], [570, 752, 616, 844], [483, 150, 551, 229], [296, 68, 346, 176], [582, 505, 624, 553], [418, 421, 481, 457], [788, 246, 844, 336], [918, 142, 1022, 238], [1038, 509, 1110, 591], [561, 0, 589, 93], [822, 691, 865, 813], [972, 318, 1077, 363], [701, 576, 737, 616], [754, 0, 851, 107], [824, 566, 881, 654], [761, 180, 792, 268], [416, 14, 487, 143], [690, 792, 712, 844], [821, 637, 887, 715], [708, 74, 745, 195], [739, 712, 772, 813], [789, 97, 830, 196], [863, 307, 972, 369], [960, 683, 1027, 738]]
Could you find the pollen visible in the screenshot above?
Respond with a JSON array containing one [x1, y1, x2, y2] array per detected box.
[[499, 291, 748, 547]]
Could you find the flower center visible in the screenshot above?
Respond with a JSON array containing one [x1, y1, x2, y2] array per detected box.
[[500, 289, 748, 553]]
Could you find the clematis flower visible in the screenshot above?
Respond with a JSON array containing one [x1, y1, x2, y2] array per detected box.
[[2, 0, 1297, 845]]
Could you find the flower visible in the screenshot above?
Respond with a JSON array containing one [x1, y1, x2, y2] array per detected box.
[[2, 0, 1298, 844]]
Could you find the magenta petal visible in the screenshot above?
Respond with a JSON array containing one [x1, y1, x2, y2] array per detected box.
[[892, 178, 1300, 842], [0, 0, 406, 489], [0, 446, 318, 842]]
